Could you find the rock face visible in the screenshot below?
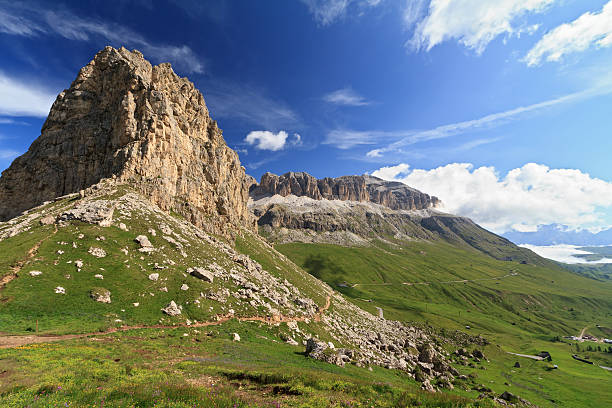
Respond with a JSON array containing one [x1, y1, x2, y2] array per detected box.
[[250, 172, 440, 211], [0, 46, 253, 236]]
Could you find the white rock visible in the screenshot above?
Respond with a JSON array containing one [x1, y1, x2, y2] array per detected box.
[[119, 223, 128, 231], [162, 301, 181, 316], [57, 250, 64, 255], [29, 270, 42, 277], [75, 260, 84, 269], [133, 302, 139, 307], [148, 273, 159, 281], [54, 286, 66, 294], [88, 247, 106, 258], [159, 286, 168, 292], [94, 274, 104, 279], [181, 284, 189, 291], [232, 333, 241, 342], [135, 235, 153, 248]]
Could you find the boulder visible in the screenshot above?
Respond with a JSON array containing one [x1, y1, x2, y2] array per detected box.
[[232, 333, 241, 342], [29, 270, 42, 277], [162, 301, 181, 316], [90, 288, 111, 303], [54, 286, 66, 294], [188, 267, 214, 282], [39, 215, 55, 225], [148, 273, 159, 281]]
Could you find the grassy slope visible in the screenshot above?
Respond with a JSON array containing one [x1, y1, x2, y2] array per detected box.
[[0, 189, 496, 407], [276, 240, 612, 408]]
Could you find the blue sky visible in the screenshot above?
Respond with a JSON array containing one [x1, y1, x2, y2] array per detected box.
[[1, 0, 612, 234]]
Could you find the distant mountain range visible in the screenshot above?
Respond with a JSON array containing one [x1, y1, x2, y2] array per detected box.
[[503, 224, 612, 246]]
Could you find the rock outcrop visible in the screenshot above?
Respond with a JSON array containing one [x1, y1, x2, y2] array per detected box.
[[0, 46, 253, 236], [250, 172, 440, 211]]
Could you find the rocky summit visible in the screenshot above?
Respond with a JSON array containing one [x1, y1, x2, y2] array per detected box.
[[0, 46, 253, 237], [251, 171, 440, 210]]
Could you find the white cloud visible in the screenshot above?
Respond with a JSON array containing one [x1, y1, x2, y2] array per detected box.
[[524, 1, 612, 66], [371, 162, 612, 233], [0, 71, 56, 117], [409, 0, 554, 54], [245, 130, 289, 151], [301, 0, 383, 25], [0, 6, 204, 74], [323, 87, 370, 106]]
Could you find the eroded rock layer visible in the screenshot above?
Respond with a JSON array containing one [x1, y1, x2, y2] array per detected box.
[[250, 172, 440, 211], [0, 47, 253, 236]]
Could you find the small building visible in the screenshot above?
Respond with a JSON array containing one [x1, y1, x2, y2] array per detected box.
[[538, 351, 552, 361], [604, 339, 612, 344]]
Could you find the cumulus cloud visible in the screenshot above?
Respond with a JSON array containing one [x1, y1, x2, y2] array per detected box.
[[323, 87, 370, 106], [371, 162, 612, 233], [0, 5, 204, 74], [409, 0, 554, 54], [0, 71, 56, 117], [524, 1, 612, 66], [245, 130, 289, 151]]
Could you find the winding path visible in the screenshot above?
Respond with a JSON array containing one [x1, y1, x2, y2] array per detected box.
[[350, 272, 520, 288], [0, 296, 331, 349], [0, 226, 57, 290]]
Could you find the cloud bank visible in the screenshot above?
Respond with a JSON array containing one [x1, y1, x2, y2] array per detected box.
[[372, 162, 612, 233]]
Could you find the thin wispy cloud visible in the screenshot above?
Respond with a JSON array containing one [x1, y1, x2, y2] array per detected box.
[[0, 4, 204, 74], [524, 0, 612, 66], [320, 84, 612, 158], [0, 149, 20, 160], [0, 71, 56, 117], [204, 81, 299, 129], [323, 87, 371, 106], [301, 0, 383, 26]]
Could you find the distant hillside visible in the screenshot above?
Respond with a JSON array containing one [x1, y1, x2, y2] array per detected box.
[[503, 224, 612, 246]]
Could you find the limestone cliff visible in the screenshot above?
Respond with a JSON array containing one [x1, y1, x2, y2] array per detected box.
[[0, 47, 253, 235], [250, 172, 440, 211]]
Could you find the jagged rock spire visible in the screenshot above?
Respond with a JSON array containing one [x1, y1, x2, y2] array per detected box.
[[0, 46, 253, 235]]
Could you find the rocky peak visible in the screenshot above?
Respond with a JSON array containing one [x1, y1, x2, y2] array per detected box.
[[250, 171, 440, 211], [0, 46, 254, 235]]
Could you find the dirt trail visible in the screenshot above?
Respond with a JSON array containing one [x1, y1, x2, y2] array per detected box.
[[351, 272, 519, 288], [0, 226, 56, 290], [0, 296, 332, 349], [579, 326, 588, 339], [507, 352, 545, 361]]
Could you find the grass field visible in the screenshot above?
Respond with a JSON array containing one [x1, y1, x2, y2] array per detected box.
[[276, 240, 612, 407]]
